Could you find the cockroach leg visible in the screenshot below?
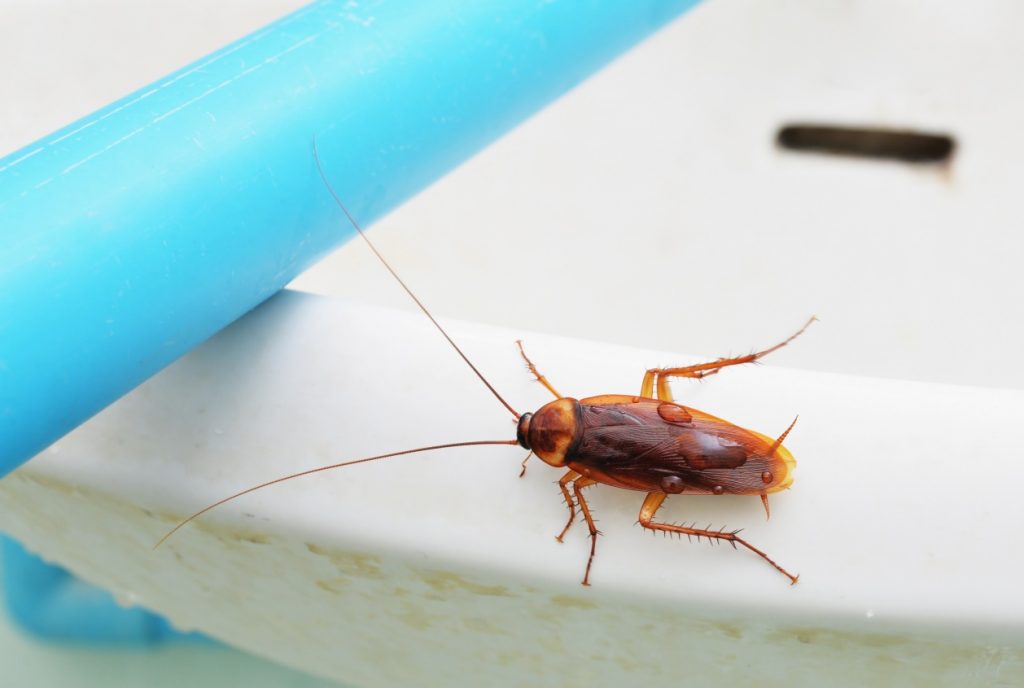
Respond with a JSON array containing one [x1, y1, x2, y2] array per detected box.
[[638, 493, 798, 584], [516, 340, 563, 399], [639, 370, 657, 399], [760, 493, 771, 520], [519, 451, 534, 478], [572, 477, 599, 586], [656, 373, 683, 403], [651, 371, 677, 403], [641, 316, 817, 401], [554, 470, 581, 542]]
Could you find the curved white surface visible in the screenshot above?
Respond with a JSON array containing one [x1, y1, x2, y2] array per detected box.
[[1, 292, 1021, 686]]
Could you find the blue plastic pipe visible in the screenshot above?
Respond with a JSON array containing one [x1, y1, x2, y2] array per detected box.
[[1, 536, 208, 644], [0, 0, 700, 476]]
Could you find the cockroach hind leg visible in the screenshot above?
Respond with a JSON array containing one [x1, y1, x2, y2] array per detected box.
[[760, 493, 771, 520], [638, 492, 798, 585]]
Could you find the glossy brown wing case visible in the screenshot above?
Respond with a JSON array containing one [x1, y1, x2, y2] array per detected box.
[[566, 395, 795, 496]]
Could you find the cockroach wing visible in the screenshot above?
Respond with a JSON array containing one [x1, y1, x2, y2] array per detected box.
[[566, 395, 795, 496]]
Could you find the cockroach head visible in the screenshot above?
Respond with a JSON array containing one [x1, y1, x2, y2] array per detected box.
[[516, 413, 533, 449], [515, 398, 582, 468]]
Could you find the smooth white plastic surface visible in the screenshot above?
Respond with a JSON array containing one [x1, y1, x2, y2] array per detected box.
[[1, 292, 1021, 686], [296, 1, 1024, 393]]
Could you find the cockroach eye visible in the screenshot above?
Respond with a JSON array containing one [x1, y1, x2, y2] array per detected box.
[[660, 476, 685, 494], [762, 471, 773, 484]]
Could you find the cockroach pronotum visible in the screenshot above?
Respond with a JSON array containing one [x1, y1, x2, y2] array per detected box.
[[156, 142, 815, 586]]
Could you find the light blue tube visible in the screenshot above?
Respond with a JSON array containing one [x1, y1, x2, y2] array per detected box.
[[0, 0, 700, 476], [1, 537, 208, 644]]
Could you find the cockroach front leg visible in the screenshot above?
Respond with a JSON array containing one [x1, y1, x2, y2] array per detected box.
[[554, 470, 580, 542], [640, 316, 816, 401], [516, 340, 563, 399], [572, 477, 599, 586], [518, 451, 534, 478], [638, 493, 798, 584]]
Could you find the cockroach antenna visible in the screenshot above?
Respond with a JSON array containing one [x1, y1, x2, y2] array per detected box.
[[312, 139, 521, 421], [154, 439, 518, 549], [153, 142, 527, 548], [159, 139, 813, 588]]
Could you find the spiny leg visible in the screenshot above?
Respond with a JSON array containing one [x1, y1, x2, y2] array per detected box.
[[640, 316, 817, 401], [650, 369, 679, 403], [572, 477, 599, 586], [518, 451, 534, 478], [638, 492, 798, 584], [554, 470, 580, 542], [516, 340, 562, 399]]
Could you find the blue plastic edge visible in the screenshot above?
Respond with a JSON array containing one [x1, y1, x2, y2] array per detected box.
[[1, 536, 209, 645]]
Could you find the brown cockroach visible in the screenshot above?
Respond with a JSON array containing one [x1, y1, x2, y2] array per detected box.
[[157, 144, 814, 586]]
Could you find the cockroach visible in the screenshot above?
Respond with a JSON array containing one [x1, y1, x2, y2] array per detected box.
[[157, 143, 815, 586]]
